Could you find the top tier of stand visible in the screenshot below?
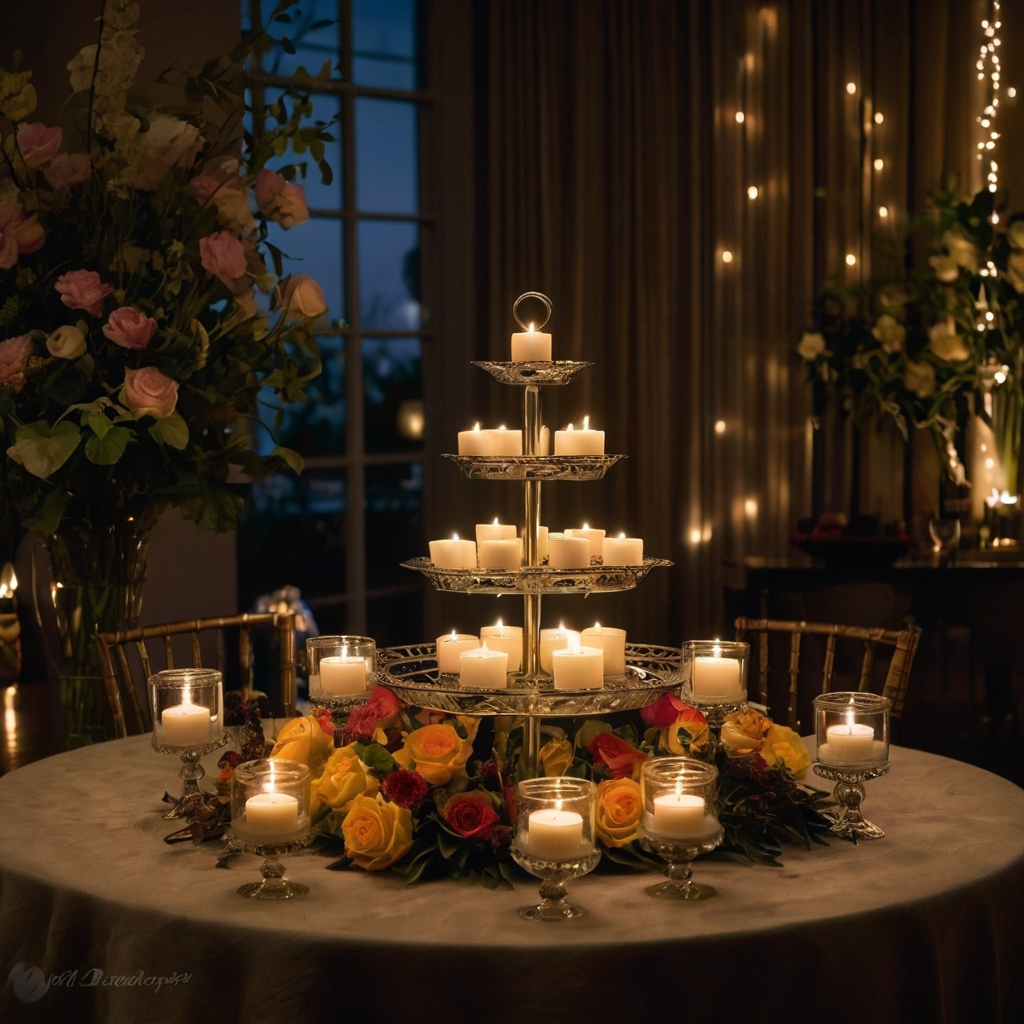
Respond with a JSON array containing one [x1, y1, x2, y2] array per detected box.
[[472, 360, 593, 386]]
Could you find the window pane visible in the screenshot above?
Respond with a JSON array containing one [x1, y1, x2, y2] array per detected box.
[[307, 601, 348, 637], [355, 99, 418, 214], [237, 471, 346, 609], [266, 216, 345, 323], [276, 334, 346, 456], [358, 220, 420, 330], [352, 0, 420, 89], [363, 337, 423, 453], [367, 591, 423, 648], [365, 463, 423, 589], [245, 0, 341, 78]]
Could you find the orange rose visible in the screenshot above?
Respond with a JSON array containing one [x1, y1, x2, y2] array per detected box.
[[595, 778, 643, 847], [270, 713, 335, 777], [342, 794, 413, 870], [760, 724, 810, 779], [393, 723, 473, 785]]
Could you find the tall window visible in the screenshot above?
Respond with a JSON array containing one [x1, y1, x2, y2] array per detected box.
[[239, 0, 428, 645]]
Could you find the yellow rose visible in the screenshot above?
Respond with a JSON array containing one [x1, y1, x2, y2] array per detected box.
[[539, 738, 573, 777], [270, 713, 335, 777], [720, 707, 771, 758], [342, 794, 413, 870], [664, 711, 710, 755], [595, 778, 642, 847], [311, 744, 377, 821], [393, 723, 473, 785], [760, 724, 810, 779], [457, 716, 482, 744]]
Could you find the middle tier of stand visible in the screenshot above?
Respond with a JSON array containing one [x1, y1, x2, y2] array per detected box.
[[443, 453, 626, 481]]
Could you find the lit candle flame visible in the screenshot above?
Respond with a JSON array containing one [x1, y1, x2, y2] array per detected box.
[[594, 622, 601, 632], [493, 517, 499, 525], [449, 630, 457, 642], [528, 322, 535, 333], [452, 532, 459, 541], [567, 422, 575, 432], [568, 633, 581, 655], [583, 415, 590, 429], [473, 422, 480, 431]]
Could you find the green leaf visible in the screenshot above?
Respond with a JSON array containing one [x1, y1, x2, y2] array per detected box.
[[21, 488, 69, 536], [88, 411, 112, 439], [148, 411, 189, 450], [6, 420, 81, 479], [85, 425, 132, 465], [358, 743, 397, 775], [77, 353, 95, 380], [271, 445, 304, 474]]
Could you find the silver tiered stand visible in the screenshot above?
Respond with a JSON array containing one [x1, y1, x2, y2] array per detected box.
[[382, 293, 677, 777]]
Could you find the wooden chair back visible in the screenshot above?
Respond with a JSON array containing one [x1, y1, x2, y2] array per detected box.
[[95, 612, 296, 739], [733, 617, 921, 730]]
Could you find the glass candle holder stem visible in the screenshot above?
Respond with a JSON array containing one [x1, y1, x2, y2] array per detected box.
[[163, 748, 208, 819], [813, 763, 891, 841], [236, 845, 309, 900], [647, 850, 711, 901]]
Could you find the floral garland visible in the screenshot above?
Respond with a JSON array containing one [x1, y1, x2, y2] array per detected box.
[[258, 689, 834, 886]]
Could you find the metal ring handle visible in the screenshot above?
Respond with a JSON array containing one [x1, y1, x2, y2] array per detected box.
[[512, 291, 553, 331]]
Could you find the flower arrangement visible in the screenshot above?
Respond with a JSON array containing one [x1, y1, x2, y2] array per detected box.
[[262, 690, 833, 886], [797, 186, 1024, 488]]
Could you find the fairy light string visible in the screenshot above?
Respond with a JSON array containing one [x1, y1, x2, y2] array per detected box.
[[976, 0, 1002, 226]]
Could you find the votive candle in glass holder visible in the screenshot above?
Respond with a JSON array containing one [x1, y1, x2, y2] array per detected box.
[[229, 758, 312, 898], [307, 635, 375, 704], [640, 757, 723, 900], [681, 640, 748, 704], [511, 777, 601, 921]]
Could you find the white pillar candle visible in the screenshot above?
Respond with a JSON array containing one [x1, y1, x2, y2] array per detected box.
[[825, 723, 876, 762], [485, 426, 523, 456], [319, 654, 367, 694], [527, 808, 584, 860], [243, 792, 300, 837], [160, 703, 210, 746], [429, 535, 477, 569], [478, 537, 523, 570], [581, 624, 627, 676], [459, 643, 509, 688], [602, 533, 643, 566], [475, 519, 518, 545], [436, 632, 480, 674], [458, 423, 490, 455], [547, 533, 591, 568], [554, 416, 605, 455], [511, 324, 552, 362], [692, 653, 744, 699], [480, 622, 523, 672], [652, 793, 708, 837], [566, 524, 605, 559], [552, 642, 604, 690], [539, 626, 580, 674]]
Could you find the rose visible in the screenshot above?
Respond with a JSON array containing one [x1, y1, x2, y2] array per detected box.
[[44, 152, 91, 192], [1006, 251, 1024, 293], [199, 231, 247, 291], [341, 685, 403, 744], [942, 226, 980, 272], [1008, 220, 1024, 250], [928, 318, 971, 362], [311, 744, 377, 821], [928, 253, 959, 283], [538, 737, 573, 777], [135, 115, 205, 190], [904, 360, 936, 399], [720, 707, 771, 757], [393, 723, 473, 785], [0, 335, 34, 383], [594, 777, 642, 848], [16, 122, 63, 168], [0, 231, 16, 270], [123, 366, 179, 420], [760, 724, 810, 779], [277, 274, 328, 319], [442, 792, 499, 840], [0, 203, 45, 260], [254, 168, 310, 228], [589, 732, 647, 779], [46, 326, 87, 360], [102, 306, 156, 351], [871, 314, 905, 354], [342, 794, 413, 870], [640, 691, 689, 729], [663, 705, 710, 756], [797, 331, 827, 361], [189, 157, 254, 234], [380, 768, 429, 809], [270, 712, 336, 777], [54, 270, 113, 318]]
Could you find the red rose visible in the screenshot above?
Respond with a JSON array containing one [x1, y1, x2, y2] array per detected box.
[[342, 685, 403, 744], [640, 692, 689, 729], [381, 769, 429, 809], [588, 732, 648, 779], [442, 792, 500, 840]]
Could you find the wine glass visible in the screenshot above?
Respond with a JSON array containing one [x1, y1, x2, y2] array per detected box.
[[928, 517, 960, 564]]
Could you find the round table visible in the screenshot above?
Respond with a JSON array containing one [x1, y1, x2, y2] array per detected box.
[[1, 738, 1022, 1024]]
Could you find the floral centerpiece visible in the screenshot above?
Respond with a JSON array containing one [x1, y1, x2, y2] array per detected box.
[[258, 691, 833, 886], [0, 0, 333, 739], [797, 186, 1024, 503]]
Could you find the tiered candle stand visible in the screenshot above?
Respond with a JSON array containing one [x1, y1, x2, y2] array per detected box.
[[386, 295, 676, 776]]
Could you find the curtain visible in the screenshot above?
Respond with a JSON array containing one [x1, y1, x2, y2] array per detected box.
[[425, 0, 1002, 645]]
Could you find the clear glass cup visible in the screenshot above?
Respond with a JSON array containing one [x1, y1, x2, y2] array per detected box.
[[928, 516, 961, 562], [680, 640, 749, 705], [307, 635, 375, 704], [510, 777, 600, 921]]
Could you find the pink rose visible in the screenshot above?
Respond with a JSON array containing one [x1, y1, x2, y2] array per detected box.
[[0, 232, 17, 270], [199, 231, 247, 290], [123, 366, 179, 420], [11, 214, 44, 254], [254, 168, 309, 229], [17, 123, 63, 169], [54, 270, 113, 318], [44, 152, 91, 191], [102, 306, 156, 351], [0, 203, 44, 261], [189, 157, 253, 234], [0, 334, 34, 382]]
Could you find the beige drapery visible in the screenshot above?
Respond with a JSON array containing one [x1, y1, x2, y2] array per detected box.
[[424, 0, 1013, 644]]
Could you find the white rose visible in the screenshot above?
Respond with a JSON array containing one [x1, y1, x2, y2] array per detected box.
[[797, 331, 827, 361], [46, 325, 87, 360], [135, 115, 204, 190], [942, 226, 980, 273], [928, 317, 971, 362], [1007, 220, 1024, 250], [904, 361, 936, 399], [871, 313, 906, 354], [929, 254, 959, 283], [277, 274, 328, 319]]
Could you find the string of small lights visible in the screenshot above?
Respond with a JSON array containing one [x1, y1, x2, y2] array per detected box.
[[976, 0, 1005, 224]]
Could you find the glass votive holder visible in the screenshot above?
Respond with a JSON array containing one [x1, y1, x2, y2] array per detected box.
[[510, 777, 601, 921], [229, 758, 312, 899], [307, 635, 375, 706], [681, 640, 748, 705], [149, 668, 228, 816], [639, 756, 723, 900]]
